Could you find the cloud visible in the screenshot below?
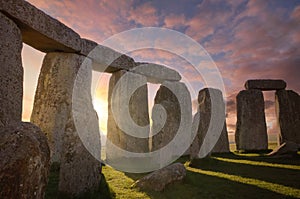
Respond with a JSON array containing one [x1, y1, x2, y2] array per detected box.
[[128, 2, 159, 26], [164, 13, 186, 29]]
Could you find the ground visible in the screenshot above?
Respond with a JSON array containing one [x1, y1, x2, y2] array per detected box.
[[46, 143, 300, 199]]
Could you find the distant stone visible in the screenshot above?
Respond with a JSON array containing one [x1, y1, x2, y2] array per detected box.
[[151, 81, 192, 159], [276, 90, 300, 145], [133, 163, 186, 191], [245, 79, 286, 91], [268, 141, 299, 157], [0, 0, 81, 52], [190, 88, 229, 159], [131, 63, 181, 84], [31, 52, 101, 196], [0, 122, 50, 199], [235, 90, 268, 151], [106, 70, 150, 162], [0, 12, 23, 127]]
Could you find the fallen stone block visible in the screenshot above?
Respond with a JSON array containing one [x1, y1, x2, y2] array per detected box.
[[133, 163, 186, 191]]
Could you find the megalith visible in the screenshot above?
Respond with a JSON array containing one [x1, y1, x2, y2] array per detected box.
[[235, 89, 268, 151], [0, 122, 50, 199], [31, 52, 101, 196], [131, 63, 181, 84], [276, 90, 300, 145], [151, 81, 192, 158], [0, 12, 23, 127], [190, 88, 229, 159], [245, 79, 286, 91], [106, 70, 150, 161]]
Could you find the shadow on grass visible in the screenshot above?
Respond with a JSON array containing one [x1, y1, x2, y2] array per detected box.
[[45, 164, 115, 199], [121, 153, 300, 199], [216, 152, 300, 166]]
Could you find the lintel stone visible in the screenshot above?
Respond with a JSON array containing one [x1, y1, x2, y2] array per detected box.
[[245, 79, 286, 90]]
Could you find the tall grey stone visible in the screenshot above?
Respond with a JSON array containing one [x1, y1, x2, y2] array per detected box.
[[0, 122, 50, 199], [31, 53, 80, 163], [190, 88, 229, 159], [235, 90, 268, 151], [0, 12, 23, 127], [276, 90, 300, 145], [106, 70, 150, 161], [31, 52, 101, 196], [151, 81, 192, 159]]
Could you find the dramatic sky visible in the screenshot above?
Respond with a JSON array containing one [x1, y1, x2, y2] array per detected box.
[[22, 0, 300, 140]]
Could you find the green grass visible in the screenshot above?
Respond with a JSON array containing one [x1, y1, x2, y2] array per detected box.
[[46, 152, 300, 199]]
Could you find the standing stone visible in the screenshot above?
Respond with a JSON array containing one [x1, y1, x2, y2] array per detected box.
[[0, 122, 50, 199], [190, 88, 229, 159], [151, 81, 192, 159], [151, 84, 180, 151], [31, 53, 80, 163], [0, 12, 23, 127], [106, 70, 150, 161], [31, 52, 101, 196], [276, 90, 300, 145], [235, 90, 268, 151]]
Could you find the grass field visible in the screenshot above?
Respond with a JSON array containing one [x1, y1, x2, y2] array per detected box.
[[46, 149, 300, 199]]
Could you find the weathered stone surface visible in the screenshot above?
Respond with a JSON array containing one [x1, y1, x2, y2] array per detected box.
[[276, 90, 300, 145], [31, 53, 81, 162], [131, 62, 181, 84], [268, 141, 299, 157], [59, 55, 102, 196], [0, 122, 50, 199], [245, 79, 286, 91], [80, 38, 98, 57], [106, 70, 150, 161], [0, 12, 23, 127], [0, 0, 81, 52], [235, 90, 268, 151], [190, 88, 229, 159], [0, 1, 136, 73], [133, 163, 186, 191], [59, 116, 101, 197], [88, 45, 136, 73], [151, 81, 192, 158], [30, 52, 101, 196]]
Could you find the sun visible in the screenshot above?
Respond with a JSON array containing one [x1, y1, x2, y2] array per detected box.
[[93, 97, 108, 135]]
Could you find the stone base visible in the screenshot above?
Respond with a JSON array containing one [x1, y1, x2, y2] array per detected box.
[[0, 122, 50, 198]]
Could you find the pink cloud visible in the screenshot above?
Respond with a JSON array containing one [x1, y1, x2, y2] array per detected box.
[[128, 2, 159, 26], [164, 13, 186, 29]]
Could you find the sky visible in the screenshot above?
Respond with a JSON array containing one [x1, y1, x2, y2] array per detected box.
[[22, 0, 300, 140]]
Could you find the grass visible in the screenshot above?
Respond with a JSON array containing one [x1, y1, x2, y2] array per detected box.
[[46, 150, 300, 199]]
